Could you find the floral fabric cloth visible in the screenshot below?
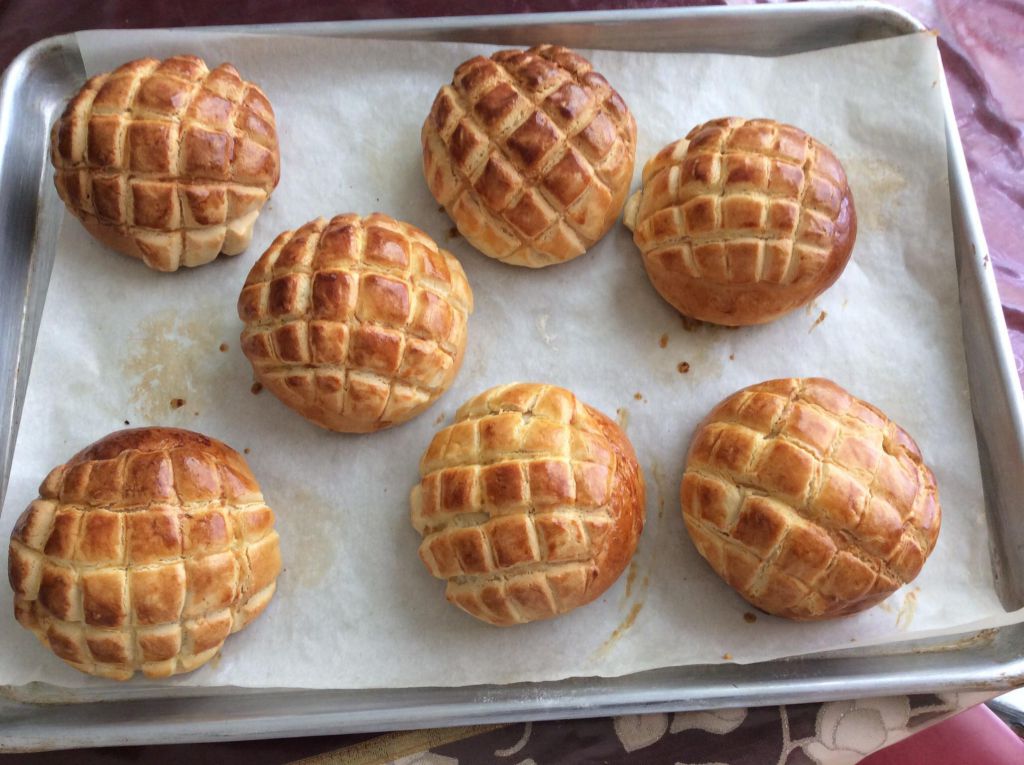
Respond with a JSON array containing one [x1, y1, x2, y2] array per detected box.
[[289, 693, 992, 764]]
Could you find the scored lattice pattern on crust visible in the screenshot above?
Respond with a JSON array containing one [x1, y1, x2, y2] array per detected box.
[[7, 428, 281, 680], [625, 117, 856, 325], [422, 45, 637, 268], [681, 378, 940, 620], [50, 55, 280, 272], [238, 213, 473, 433], [411, 383, 645, 626]]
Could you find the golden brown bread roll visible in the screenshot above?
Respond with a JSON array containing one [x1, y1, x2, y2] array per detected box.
[[624, 118, 856, 325], [411, 383, 645, 625], [422, 45, 637, 268], [7, 428, 281, 680], [681, 378, 940, 620], [238, 213, 473, 433], [50, 55, 280, 272]]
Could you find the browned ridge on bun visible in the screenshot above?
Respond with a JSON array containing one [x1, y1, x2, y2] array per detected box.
[[50, 55, 280, 272], [411, 383, 645, 626], [423, 45, 637, 268], [681, 378, 940, 620], [238, 213, 473, 433], [625, 117, 856, 325], [7, 427, 282, 679]]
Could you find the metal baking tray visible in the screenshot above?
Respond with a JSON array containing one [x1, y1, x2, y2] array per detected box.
[[2, 1, 1023, 752]]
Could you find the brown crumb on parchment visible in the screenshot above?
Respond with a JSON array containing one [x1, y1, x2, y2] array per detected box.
[[219, 342, 229, 352], [743, 612, 756, 624], [809, 310, 827, 333], [244, 448, 251, 455], [170, 398, 186, 409], [677, 362, 690, 374], [434, 411, 446, 425], [658, 333, 668, 348], [251, 382, 263, 395], [729, 354, 735, 361], [446, 227, 460, 241], [722, 652, 733, 661], [123, 420, 130, 426], [633, 392, 644, 401]]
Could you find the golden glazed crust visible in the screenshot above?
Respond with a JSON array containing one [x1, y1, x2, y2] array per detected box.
[[411, 383, 645, 626], [50, 55, 280, 272], [7, 428, 281, 679], [624, 118, 856, 325], [422, 45, 637, 268], [238, 213, 474, 433], [680, 378, 940, 620]]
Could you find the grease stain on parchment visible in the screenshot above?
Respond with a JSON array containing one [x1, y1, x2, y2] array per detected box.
[[845, 158, 908, 230], [896, 587, 921, 630], [910, 627, 997, 655], [467, 338, 489, 379], [120, 308, 223, 423], [593, 601, 645, 659], [622, 559, 640, 603], [671, 338, 724, 382], [266, 483, 338, 592], [535, 313, 558, 350], [598, 456, 667, 658], [809, 310, 828, 333], [650, 458, 667, 522]]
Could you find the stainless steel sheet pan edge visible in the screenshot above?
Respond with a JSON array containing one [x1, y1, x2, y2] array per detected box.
[[0, 34, 83, 507]]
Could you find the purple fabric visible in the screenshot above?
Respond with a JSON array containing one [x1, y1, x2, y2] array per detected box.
[[902, 0, 1024, 374]]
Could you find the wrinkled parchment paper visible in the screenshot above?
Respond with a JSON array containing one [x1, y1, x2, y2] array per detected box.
[[0, 29, 1013, 692]]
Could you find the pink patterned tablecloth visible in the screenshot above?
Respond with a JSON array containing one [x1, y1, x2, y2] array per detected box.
[[0, 1, 1020, 763]]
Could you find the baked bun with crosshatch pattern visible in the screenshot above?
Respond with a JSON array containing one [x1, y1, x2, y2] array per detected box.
[[7, 428, 281, 680], [411, 383, 645, 626], [681, 378, 940, 621], [238, 213, 473, 433], [422, 45, 637, 268], [49, 55, 280, 272], [624, 117, 856, 325]]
